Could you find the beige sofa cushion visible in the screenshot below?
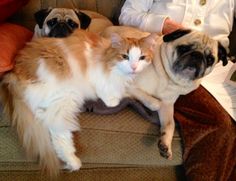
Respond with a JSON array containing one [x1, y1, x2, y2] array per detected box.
[[0, 105, 182, 171]]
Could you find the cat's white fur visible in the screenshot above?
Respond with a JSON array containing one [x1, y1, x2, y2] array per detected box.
[[0, 30, 157, 176]]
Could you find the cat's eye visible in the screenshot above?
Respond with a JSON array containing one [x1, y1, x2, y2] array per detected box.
[[139, 55, 146, 60], [121, 54, 129, 59]]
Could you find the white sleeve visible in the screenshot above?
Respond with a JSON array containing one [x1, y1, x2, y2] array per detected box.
[[118, 0, 169, 33]]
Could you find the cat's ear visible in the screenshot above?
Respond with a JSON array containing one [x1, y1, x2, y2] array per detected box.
[[110, 33, 123, 48], [141, 33, 159, 51]]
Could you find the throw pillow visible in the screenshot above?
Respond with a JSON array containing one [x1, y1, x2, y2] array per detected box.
[[0, 23, 33, 73]]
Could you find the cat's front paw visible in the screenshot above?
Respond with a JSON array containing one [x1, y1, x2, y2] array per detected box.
[[149, 101, 161, 111], [103, 97, 120, 107], [64, 156, 82, 171]]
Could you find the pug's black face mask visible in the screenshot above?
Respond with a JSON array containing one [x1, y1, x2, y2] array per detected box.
[[47, 18, 78, 38]]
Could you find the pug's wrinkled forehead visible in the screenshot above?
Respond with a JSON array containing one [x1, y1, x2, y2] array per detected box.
[[45, 8, 80, 24], [163, 29, 228, 66], [165, 30, 218, 51], [34, 7, 91, 30], [163, 30, 216, 61]]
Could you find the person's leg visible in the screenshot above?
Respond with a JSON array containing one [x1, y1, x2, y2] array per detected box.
[[174, 86, 236, 181]]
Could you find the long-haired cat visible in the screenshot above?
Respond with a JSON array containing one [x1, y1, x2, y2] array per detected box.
[[0, 29, 157, 176]]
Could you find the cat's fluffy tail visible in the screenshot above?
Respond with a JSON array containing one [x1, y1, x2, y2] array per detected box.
[[0, 74, 61, 177]]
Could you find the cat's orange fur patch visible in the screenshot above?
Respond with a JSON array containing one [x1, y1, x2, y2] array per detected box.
[[13, 38, 70, 81]]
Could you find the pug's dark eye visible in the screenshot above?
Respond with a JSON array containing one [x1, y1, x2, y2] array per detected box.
[[47, 18, 58, 27], [206, 55, 215, 66], [67, 19, 78, 28], [139, 55, 146, 60], [177, 44, 192, 55], [121, 54, 129, 60]]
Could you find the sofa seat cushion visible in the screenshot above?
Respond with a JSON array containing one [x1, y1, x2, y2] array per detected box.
[[0, 105, 183, 171], [0, 166, 186, 181]]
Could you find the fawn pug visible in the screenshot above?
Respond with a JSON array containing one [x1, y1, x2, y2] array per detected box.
[[0, 29, 158, 176], [34, 7, 91, 38], [103, 26, 228, 159]]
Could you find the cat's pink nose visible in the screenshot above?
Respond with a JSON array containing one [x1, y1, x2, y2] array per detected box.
[[131, 64, 137, 70]]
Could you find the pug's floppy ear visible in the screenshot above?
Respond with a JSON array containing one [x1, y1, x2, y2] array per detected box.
[[218, 42, 228, 66], [34, 8, 52, 29], [163, 29, 191, 42], [74, 9, 91, 29]]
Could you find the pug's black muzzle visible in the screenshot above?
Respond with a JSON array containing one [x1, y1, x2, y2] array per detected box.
[[49, 22, 73, 38], [173, 51, 206, 80]]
